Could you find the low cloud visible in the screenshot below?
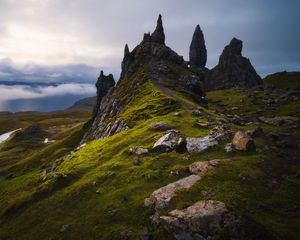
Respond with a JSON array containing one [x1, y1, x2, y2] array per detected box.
[[0, 83, 96, 101]]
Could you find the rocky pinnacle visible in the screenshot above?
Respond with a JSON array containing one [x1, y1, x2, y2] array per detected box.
[[189, 24, 207, 68], [151, 14, 165, 45]]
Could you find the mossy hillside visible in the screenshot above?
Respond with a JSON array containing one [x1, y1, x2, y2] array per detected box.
[[0, 85, 299, 239], [264, 71, 300, 89], [0, 109, 91, 134], [207, 88, 300, 118]]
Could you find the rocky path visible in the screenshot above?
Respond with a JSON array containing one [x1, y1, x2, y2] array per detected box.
[[152, 79, 197, 111]]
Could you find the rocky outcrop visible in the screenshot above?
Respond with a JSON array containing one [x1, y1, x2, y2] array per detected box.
[[160, 200, 228, 240], [92, 71, 115, 119], [189, 25, 207, 68], [144, 175, 201, 211], [152, 130, 185, 152], [205, 38, 262, 90], [232, 131, 255, 151], [151, 14, 165, 45]]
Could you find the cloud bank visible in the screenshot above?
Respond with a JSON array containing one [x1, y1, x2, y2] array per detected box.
[[0, 83, 95, 101], [0, 0, 299, 78]]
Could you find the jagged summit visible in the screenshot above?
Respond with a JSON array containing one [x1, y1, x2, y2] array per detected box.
[[150, 14, 165, 45], [205, 37, 262, 90], [189, 24, 207, 68], [84, 15, 205, 141]]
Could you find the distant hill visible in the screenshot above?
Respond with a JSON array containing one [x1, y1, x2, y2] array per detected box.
[[68, 96, 96, 111], [264, 71, 300, 88]]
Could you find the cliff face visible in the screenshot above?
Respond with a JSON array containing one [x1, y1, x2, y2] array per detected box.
[[205, 38, 263, 90]]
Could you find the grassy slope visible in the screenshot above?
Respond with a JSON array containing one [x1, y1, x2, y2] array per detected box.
[[0, 75, 299, 239], [264, 71, 300, 89]]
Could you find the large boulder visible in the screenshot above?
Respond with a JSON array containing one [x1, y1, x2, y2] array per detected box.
[[152, 130, 185, 152], [144, 175, 201, 210], [160, 200, 228, 239], [205, 38, 262, 91], [232, 131, 255, 151], [160, 200, 274, 240], [189, 25, 207, 68]]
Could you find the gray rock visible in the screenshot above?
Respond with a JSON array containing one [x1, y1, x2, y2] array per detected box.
[[160, 200, 228, 240], [189, 25, 207, 68], [144, 175, 201, 210], [224, 143, 233, 152], [186, 136, 218, 153], [152, 130, 184, 152]]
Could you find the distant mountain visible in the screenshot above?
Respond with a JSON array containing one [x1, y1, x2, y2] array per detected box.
[[264, 71, 300, 88], [68, 96, 96, 111]]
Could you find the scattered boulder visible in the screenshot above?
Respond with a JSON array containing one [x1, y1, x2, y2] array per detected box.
[[189, 25, 207, 68], [258, 116, 299, 126], [232, 131, 255, 151], [144, 175, 201, 210], [186, 136, 218, 153], [224, 143, 233, 152], [149, 121, 173, 131], [160, 200, 228, 239], [152, 130, 185, 152], [189, 160, 220, 175], [129, 147, 149, 155], [60, 224, 70, 233]]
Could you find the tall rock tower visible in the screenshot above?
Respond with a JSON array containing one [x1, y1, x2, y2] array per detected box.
[[151, 14, 165, 45], [189, 25, 207, 68]]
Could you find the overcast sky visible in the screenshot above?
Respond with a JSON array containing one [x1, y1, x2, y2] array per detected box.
[[0, 0, 299, 79]]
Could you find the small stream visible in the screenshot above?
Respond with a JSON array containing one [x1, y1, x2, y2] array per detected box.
[[0, 129, 21, 144]]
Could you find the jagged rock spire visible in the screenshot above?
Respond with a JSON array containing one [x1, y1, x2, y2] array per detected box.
[[205, 37, 262, 90], [151, 14, 165, 44], [189, 24, 207, 68], [124, 44, 130, 57], [93, 70, 115, 118], [121, 43, 133, 79]]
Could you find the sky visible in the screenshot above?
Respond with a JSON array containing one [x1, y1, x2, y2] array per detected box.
[[0, 0, 299, 111]]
